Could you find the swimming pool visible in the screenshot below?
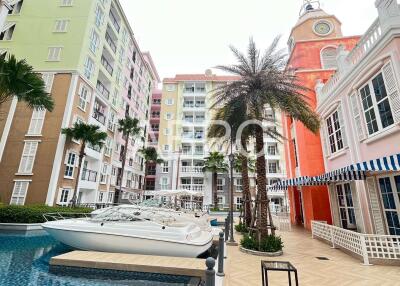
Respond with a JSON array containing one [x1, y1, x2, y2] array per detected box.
[[0, 230, 198, 286]]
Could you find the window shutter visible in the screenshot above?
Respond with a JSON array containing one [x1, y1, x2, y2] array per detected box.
[[336, 104, 348, 148], [320, 122, 330, 157], [350, 182, 364, 233], [382, 62, 400, 123], [349, 93, 366, 141], [366, 177, 386, 235]]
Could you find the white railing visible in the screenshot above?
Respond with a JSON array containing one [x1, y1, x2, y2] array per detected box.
[[180, 185, 204, 192], [311, 221, 400, 265], [272, 214, 291, 232], [181, 166, 203, 173]]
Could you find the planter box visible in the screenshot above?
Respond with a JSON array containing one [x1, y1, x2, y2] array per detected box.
[[239, 246, 283, 257], [0, 223, 43, 231]]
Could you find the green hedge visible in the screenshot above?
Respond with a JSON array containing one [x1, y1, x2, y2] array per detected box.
[[0, 205, 92, 224], [240, 234, 284, 253], [235, 222, 249, 234]]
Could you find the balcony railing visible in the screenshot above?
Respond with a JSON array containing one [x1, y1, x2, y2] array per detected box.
[[105, 32, 117, 53], [81, 169, 97, 182], [101, 55, 113, 76], [96, 81, 110, 100], [180, 185, 204, 192], [92, 109, 106, 125], [181, 166, 203, 173], [109, 11, 120, 32]]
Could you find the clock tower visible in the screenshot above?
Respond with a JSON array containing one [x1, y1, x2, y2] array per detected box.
[[282, 1, 361, 230]]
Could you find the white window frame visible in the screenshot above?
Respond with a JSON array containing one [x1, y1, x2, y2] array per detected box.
[[164, 128, 170, 136], [320, 46, 338, 69], [60, 0, 73, 6], [217, 178, 225, 192], [235, 178, 243, 192], [104, 137, 113, 157], [162, 162, 169, 173], [160, 177, 169, 189], [10, 180, 30, 205], [94, 4, 104, 27], [376, 174, 400, 235], [58, 188, 71, 205], [78, 84, 90, 111], [325, 110, 344, 154], [100, 163, 109, 184], [84, 56, 95, 80], [0, 22, 16, 41], [64, 151, 77, 178], [165, 113, 173, 120], [18, 141, 39, 174], [163, 145, 170, 152], [54, 19, 69, 33], [336, 182, 357, 230], [165, 98, 174, 105], [27, 108, 46, 136], [47, 47, 62, 61], [89, 29, 100, 54]]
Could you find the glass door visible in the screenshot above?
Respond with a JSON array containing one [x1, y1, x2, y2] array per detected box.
[[336, 183, 357, 230], [378, 176, 400, 235]]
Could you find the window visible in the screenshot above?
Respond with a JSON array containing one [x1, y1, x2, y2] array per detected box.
[[104, 137, 113, 156], [27, 108, 46, 136], [165, 98, 174, 105], [160, 177, 169, 189], [100, 164, 108, 184], [10, 181, 29, 205], [0, 23, 16, 41], [89, 29, 99, 53], [164, 128, 170, 135], [378, 176, 400, 235], [320, 47, 337, 69], [107, 111, 115, 131], [98, 192, 104, 202], [64, 151, 77, 178], [326, 111, 343, 153], [54, 19, 69, 32], [166, 84, 175, 92], [47, 47, 62, 61], [163, 145, 170, 152], [108, 192, 114, 203], [268, 162, 278, 174], [94, 5, 104, 27], [78, 84, 90, 111], [360, 73, 394, 135], [84, 56, 95, 79], [60, 0, 73, 6], [8, 0, 23, 14], [217, 178, 224, 191], [235, 178, 243, 192], [18, 141, 39, 174], [336, 183, 356, 230], [235, 197, 243, 211], [267, 145, 276, 155], [162, 162, 169, 173], [59, 188, 70, 205], [165, 113, 173, 120]]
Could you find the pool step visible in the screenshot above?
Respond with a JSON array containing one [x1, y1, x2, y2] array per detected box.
[[50, 251, 207, 279]]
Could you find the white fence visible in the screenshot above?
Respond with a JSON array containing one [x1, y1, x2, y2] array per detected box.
[[311, 221, 400, 265], [272, 214, 291, 232]]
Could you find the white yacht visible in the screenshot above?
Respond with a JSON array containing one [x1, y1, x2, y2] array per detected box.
[[42, 208, 213, 258]]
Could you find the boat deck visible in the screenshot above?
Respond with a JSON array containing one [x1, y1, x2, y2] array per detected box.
[[50, 251, 208, 279]]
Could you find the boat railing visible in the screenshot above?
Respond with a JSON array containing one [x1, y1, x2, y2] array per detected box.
[[42, 212, 92, 222]]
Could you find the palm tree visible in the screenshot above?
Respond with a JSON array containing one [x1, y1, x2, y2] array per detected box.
[[202, 152, 229, 209], [116, 116, 142, 202], [62, 122, 107, 207], [213, 37, 320, 238], [0, 53, 54, 111], [140, 146, 164, 164]]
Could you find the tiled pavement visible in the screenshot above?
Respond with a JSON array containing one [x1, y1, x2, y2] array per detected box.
[[224, 227, 400, 286]]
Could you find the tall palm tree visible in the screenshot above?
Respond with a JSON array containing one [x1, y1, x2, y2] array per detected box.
[[62, 122, 107, 207], [202, 152, 228, 209], [213, 37, 320, 238], [0, 53, 54, 111], [116, 116, 142, 202]]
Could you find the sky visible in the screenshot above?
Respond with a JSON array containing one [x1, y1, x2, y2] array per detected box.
[[119, 0, 378, 82]]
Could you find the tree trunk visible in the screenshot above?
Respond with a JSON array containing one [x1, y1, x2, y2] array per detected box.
[[240, 138, 252, 227], [117, 133, 129, 204], [71, 143, 85, 208], [213, 172, 218, 209], [255, 127, 269, 239]]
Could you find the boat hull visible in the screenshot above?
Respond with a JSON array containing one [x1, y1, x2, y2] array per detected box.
[[43, 226, 212, 258]]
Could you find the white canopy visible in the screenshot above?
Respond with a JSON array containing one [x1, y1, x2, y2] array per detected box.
[[145, 190, 204, 197]]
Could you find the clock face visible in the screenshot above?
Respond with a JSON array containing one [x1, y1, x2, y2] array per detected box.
[[314, 21, 332, 36]]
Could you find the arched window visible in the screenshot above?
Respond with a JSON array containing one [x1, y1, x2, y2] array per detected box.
[[321, 47, 338, 69]]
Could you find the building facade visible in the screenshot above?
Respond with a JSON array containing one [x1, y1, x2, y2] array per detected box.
[[282, 2, 361, 229], [0, 0, 159, 206], [155, 71, 287, 210]]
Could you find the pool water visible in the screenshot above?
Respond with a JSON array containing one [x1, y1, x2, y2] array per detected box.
[[0, 231, 197, 286]]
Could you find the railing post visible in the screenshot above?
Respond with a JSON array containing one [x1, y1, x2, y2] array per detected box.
[[330, 226, 336, 249], [360, 235, 372, 266], [311, 221, 314, 239], [217, 232, 225, 277], [205, 257, 215, 286]]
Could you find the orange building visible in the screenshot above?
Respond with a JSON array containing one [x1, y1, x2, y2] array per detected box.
[[282, 2, 360, 230]]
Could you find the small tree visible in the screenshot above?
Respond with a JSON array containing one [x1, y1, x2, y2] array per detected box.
[[0, 54, 54, 112], [62, 122, 107, 207], [116, 116, 142, 202], [203, 152, 228, 209]]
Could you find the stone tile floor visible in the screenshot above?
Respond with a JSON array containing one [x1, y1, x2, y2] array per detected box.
[[224, 227, 400, 286]]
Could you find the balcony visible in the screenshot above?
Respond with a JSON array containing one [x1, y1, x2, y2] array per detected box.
[[96, 80, 110, 100], [180, 185, 204, 192], [109, 11, 120, 33], [181, 166, 203, 173], [105, 32, 117, 53], [81, 169, 97, 182], [92, 109, 106, 125], [101, 55, 113, 76]]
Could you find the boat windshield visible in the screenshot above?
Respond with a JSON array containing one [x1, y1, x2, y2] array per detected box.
[[91, 208, 144, 222]]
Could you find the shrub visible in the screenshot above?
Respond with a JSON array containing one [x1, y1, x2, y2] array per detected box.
[[240, 233, 284, 253], [235, 222, 249, 233], [0, 205, 92, 224]]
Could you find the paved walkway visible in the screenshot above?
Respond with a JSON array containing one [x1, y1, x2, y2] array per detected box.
[[224, 227, 400, 286]]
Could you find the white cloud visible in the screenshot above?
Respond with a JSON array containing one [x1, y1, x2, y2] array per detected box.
[[119, 0, 378, 80]]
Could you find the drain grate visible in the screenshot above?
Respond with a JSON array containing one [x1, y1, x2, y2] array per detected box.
[[316, 257, 329, 260]]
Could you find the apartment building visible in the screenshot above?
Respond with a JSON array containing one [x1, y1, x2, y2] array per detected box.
[[155, 71, 287, 210], [0, 0, 159, 206]]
